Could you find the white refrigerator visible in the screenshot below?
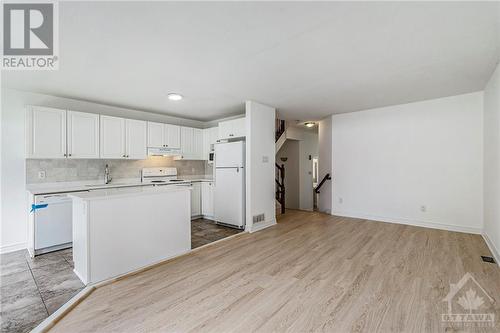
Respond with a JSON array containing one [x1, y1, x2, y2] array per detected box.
[[214, 141, 245, 229]]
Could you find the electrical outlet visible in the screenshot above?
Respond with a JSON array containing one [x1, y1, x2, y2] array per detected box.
[[262, 156, 269, 163], [420, 205, 426, 212], [38, 171, 46, 179], [338, 197, 343, 204]]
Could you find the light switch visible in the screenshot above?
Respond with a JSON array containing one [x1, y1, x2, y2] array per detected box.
[[262, 156, 269, 163]]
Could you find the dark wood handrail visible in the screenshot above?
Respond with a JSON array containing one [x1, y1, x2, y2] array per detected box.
[[275, 163, 285, 214], [314, 173, 331, 193]]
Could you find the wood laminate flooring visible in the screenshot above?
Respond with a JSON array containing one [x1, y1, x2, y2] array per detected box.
[[49, 210, 500, 332]]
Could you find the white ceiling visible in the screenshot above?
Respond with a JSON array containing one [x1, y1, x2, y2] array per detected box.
[[3, 2, 499, 121]]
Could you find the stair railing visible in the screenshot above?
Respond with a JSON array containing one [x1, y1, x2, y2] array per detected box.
[[314, 173, 331, 194], [275, 119, 286, 142], [275, 163, 285, 214]]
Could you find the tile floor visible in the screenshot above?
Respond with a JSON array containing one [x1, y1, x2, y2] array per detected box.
[[0, 248, 84, 333], [191, 218, 242, 249], [0, 220, 240, 333]]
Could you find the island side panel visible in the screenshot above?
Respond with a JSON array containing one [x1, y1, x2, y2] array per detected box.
[[72, 197, 89, 285], [88, 189, 191, 284]]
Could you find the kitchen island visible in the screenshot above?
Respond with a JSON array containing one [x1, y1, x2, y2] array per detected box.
[[69, 185, 191, 285]]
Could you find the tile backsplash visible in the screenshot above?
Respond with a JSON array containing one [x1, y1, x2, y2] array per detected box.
[[26, 157, 211, 183]]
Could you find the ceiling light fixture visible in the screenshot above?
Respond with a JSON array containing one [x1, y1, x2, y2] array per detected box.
[[304, 122, 316, 128], [167, 93, 183, 101]]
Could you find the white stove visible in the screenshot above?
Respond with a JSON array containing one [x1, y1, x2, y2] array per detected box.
[[141, 167, 187, 184]]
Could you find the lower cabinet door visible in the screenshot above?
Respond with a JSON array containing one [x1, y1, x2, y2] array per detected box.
[[201, 182, 214, 217], [191, 183, 201, 217]]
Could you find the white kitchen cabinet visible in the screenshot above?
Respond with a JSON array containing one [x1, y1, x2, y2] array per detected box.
[[67, 111, 99, 158], [201, 181, 214, 218], [191, 182, 202, 217], [101, 116, 146, 159], [193, 128, 203, 158], [231, 118, 246, 138], [202, 127, 218, 160], [147, 121, 164, 148], [100, 115, 125, 158], [26, 106, 67, 159], [165, 124, 181, 148], [179, 127, 203, 160], [147, 122, 181, 149], [218, 121, 232, 141], [180, 127, 193, 157], [125, 119, 147, 159], [218, 117, 246, 140]]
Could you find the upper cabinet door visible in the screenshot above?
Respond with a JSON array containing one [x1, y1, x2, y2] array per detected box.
[[193, 128, 203, 159], [100, 115, 125, 158], [202, 128, 211, 159], [125, 119, 147, 159], [218, 118, 245, 140], [218, 121, 232, 140], [209, 127, 219, 145], [67, 111, 99, 158], [180, 127, 193, 157], [26, 106, 67, 159], [165, 124, 181, 148], [231, 118, 246, 138], [147, 122, 164, 148]]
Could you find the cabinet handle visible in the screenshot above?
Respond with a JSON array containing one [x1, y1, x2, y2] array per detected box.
[[126, 155, 129, 158], [64, 153, 67, 157], [165, 144, 168, 147], [229, 134, 234, 137], [68, 154, 72, 157], [122, 154, 126, 157]]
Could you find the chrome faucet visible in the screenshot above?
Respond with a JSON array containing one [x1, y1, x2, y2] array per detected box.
[[104, 164, 112, 184]]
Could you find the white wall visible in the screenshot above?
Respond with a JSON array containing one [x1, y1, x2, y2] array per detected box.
[[331, 92, 484, 233], [483, 63, 500, 262], [318, 117, 332, 213], [0, 88, 206, 253], [245, 100, 276, 232]]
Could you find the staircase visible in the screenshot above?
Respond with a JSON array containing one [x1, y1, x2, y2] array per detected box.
[[276, 163, 285, 214], [275, 119, 287, 153], [275, 118, 286, 214]]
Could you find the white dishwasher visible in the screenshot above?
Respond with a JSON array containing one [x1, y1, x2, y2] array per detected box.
[[33, 193, 73, 255]]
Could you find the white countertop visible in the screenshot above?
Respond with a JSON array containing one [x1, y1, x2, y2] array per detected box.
[[68, 184, 191, 200], [26, 175, 214, 195]]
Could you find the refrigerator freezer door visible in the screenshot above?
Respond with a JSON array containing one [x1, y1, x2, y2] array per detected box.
[[214, 167, 245, 228], [215, 141, 245, 168]]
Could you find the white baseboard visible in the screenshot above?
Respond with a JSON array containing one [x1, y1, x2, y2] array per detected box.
[[332, 211, 482, 235], [250, 219, 277, 233], [482, 232, 500, 267], [0, 242, 26, 254]]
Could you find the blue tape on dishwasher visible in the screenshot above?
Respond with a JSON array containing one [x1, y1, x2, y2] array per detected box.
[[30, 203, 48, 212]]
